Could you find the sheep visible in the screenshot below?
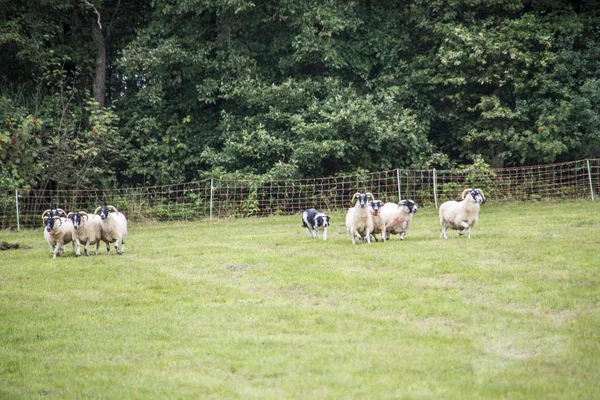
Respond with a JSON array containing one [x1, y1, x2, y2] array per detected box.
[[439, 188, 486, 239], [368, 199, 387, 242], [345, 192, 375, 244], [94, 205, 128, 254], [67, 211, 104, 256], [379, 199, 418, 241], [42, 208, 75, 258]]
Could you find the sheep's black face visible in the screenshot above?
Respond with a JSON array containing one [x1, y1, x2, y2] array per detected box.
[[98, 206, 109, 220], [69, 213, 82, 229], [471, 189, 485, 204], [369, 200, 383, 214], [406, 199, 418, 214], [44, 209, 60, 232], [44, 216, 55, 232], [357, 193, 369, 208]]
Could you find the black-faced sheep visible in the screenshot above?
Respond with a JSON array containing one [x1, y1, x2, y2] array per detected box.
[[379, 199, 418, 241], [439, 188, 486, 239], [67, 211, 104, 256], [345, 192, 375, 244], [94, 205, 128, 254], [42, 208, 75, 258], [368, 199, 386, 242]]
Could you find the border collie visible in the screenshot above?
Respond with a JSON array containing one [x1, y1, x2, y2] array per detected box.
[[302, 208, 330, 240]]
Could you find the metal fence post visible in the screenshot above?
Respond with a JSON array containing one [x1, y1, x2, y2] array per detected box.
[[15, 189, 20, 231], [396, 168, 402, 201], [210, 178, 214, 221], [433, 169, 439, 209], [587, 159, 595, 201]]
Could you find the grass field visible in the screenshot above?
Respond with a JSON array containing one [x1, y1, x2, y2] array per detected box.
[[1, 201, 599, 399]]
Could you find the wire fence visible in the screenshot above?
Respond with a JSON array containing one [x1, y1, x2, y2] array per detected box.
[[1, 159, 598, 230]]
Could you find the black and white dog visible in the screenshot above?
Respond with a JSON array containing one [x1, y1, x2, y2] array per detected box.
[[302, 208, 330, 240]]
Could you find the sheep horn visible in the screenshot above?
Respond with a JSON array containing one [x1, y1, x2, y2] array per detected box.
[[94, 206, 103, 215], [66, 212, 74, 218], [80, 211, 88, 222], [366, 192, 374, 201], [352, 193, 361, 203], [56, 208, 67, 217], [461, 189, 473, 199], [52, 216, 62, 228], [41, 209, 52, 220], [106, 205, 119, 213]]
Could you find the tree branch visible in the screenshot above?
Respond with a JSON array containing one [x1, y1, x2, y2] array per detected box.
[[84, 0, 102, 30], [108, 0, 121, 38]]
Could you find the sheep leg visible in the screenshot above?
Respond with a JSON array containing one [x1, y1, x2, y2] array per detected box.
[[116, 238, 125, 254], [440, 222, 448, 239], [52, 243, 60, 259], [75, 239, 81, 257], [365, 231, 372, 244], [399, 232, 406, 241], [94, 242, 100, 255]]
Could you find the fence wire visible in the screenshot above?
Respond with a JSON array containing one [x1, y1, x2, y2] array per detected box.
[[1, 159, 598, 230]]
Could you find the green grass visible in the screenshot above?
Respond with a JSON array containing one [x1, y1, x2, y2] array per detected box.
[[1, 201, 599, 399]]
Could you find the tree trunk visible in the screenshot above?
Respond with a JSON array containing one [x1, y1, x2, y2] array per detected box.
[[91, 15, 106, 108]]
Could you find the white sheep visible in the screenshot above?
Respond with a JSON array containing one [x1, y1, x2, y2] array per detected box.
[[439, 188, 486, 239], [379, 199, 418, 241], [42, 208, 75, 258], [94, 205, 128, 254], [345, 192, 375, 244], [368, 199, 387, 242], [67, 211, 104, 256]]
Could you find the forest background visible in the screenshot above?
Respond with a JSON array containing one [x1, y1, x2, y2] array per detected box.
[[1, 0, 599, 191]]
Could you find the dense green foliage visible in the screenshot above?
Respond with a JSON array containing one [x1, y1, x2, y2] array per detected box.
[[1, 0, 599, 189]]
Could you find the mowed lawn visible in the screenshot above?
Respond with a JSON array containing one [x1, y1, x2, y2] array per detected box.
[[1, 201, 599, 399]]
